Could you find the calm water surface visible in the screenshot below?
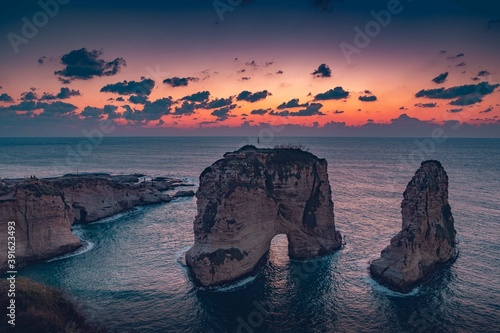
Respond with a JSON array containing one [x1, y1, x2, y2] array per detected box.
[[0, 137, 498, 332]]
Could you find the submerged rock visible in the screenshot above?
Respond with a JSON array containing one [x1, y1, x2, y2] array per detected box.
[[370, 160, 457, 292], [186, 145, 342, 287]]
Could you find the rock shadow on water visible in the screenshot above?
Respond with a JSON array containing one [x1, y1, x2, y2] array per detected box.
[[371, 267, 458, 333], [192, 250, 342, 333]]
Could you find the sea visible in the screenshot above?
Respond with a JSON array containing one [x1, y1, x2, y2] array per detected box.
[[0, 137, 498, 333]]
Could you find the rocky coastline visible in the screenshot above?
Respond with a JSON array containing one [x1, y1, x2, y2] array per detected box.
[[0, 173, 194, 272]]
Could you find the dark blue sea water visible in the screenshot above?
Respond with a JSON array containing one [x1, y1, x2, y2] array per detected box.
[[0, 137, 499, 333]]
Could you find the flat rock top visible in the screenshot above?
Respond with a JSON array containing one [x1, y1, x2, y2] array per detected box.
[[222, 145, 323, 162]]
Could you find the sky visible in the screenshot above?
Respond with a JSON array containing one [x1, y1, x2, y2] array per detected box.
[[1, 0, 500, 137]]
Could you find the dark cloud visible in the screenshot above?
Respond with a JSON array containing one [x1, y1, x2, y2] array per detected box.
[[333, 110, 344, 114], [471, 77, 480, 81], [447, 53, 464, 60], [479, 107, 493, 113], [265, 61, 274, 67], [81, 105, 119, 119], [245, 60, 258, 67], [0, 101, 37, 112], [432, 72, 449, 84], [359, 95, 377, 102], [414, 102, 438, 108], [40, 87, 81, 100], [399, 106, 408, 110], [37, 102, 78, 116], [20, 91, 38, 101], [202, 97, 233, 109], [129, 95, 148, 104], [277, 98, 308, 109], [241, 77, 251, 81], [477, 70, 491, 77], [100, 78, 155, 96], [447, 108, 463, 113], [0, 93, 14, 103], [54, 48, 126, 81], [415, 82, 499, 105], [276, 70, 284, 75], [269, 110, 289, 117], [364, 90, 372, 94], [314, 87, 349, 100], [116, 97, 125, 102], [456, 62, 466, 67], [38, 56, 47, 65], [270, 103, 324, 117], [124, 98, 172, 122], [236, 90, 271, 102], [250, 108, 271, 115], [0, 101, 79, 127], [290, 103, 324, 116], [174, 101, 197, 115], [313, 0, 347, 11], [487, 18, 500, 28], [312, 64, 332, 78], [211, 105, 236, 121], [163, 77, 199, 87], [181, 91, 210, 102], [450, 95, 483, 106]]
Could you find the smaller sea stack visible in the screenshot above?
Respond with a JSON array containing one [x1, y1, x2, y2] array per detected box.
[[370, 160, 457, 292]]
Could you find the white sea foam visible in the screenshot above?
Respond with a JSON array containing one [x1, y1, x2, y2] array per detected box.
[[200, 275, 258, 293], [47, 241, 95, 262], [91, 207, 144, 224], [365, 275, 420, 297]]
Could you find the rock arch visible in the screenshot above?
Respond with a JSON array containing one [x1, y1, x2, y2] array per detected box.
[[186, 146, 342, 287]]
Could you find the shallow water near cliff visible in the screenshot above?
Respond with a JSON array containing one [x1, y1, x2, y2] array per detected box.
[[1, 137, 499, 332]]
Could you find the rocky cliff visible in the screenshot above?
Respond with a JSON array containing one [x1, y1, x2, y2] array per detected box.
[[186, 146, 342, 287], [0, 182, 81, 270], [370, 160, 457, 292], [0, 174, 191, 271]]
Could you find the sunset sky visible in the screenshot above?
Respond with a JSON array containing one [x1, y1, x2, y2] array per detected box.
[[1, 0, 500, 136]]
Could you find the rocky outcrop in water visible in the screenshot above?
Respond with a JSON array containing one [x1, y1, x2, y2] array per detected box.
[[186, 146, 342, 287], [0, 174, 191, 272], [370, 160, 457, 292]]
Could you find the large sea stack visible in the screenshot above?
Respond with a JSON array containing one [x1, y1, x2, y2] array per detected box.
[[186, 145, 342, 287], [370, 160, 457, 292]]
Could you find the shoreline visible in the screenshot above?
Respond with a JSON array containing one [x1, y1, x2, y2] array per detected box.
[[0, 172, 195, 273]]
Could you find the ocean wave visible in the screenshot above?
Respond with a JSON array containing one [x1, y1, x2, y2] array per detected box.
[[199, 275, 258, 293], [175, 245, 192, 269], [91, 207, 144, 224], [47, 238, 95, 262], [365, 276, 420, 297]]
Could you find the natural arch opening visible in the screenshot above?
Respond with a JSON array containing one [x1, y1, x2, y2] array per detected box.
[[269, 234, 289, 267]]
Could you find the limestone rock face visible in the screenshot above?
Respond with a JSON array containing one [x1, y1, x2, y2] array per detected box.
[[370, 160, 457, 292], [0, 175, 174, 271], [52, 177, 171, 224], [186, 146, 342, 287], [0, 182, 81, 270]]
